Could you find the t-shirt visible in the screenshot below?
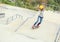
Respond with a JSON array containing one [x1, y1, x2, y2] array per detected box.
[[37, 11, 44, 17]]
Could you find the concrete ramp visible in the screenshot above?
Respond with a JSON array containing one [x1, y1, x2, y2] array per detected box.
[[0, 4, 60, 42], [16, 15, 60, 42]]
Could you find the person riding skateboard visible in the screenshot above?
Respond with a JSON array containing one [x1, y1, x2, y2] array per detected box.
[[32, 4, 44, 29]]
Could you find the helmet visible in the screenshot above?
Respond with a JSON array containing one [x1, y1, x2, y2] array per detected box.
[[39, 5, 44, 10]]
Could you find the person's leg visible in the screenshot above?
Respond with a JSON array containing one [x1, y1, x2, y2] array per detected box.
[[40, 17, 43, 24], [37, 17, 43, 27], [32, 16, 40, 29], [34, 16, 39, 26]]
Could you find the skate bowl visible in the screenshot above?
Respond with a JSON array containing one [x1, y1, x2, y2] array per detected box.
[[16, 10, 60, 42], [0, 4, 60, 42]]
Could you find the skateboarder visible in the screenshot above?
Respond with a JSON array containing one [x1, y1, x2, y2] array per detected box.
[[32, 4, 44, 29]]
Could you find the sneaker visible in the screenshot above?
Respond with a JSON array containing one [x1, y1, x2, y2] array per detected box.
[[35, 24, 40, 28], [32, 25, 37, 29], [36, 25, 40, 28], [32, 25, 35, 29]]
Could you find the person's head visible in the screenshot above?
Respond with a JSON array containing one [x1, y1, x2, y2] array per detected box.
[[39, 5, 44, 11]]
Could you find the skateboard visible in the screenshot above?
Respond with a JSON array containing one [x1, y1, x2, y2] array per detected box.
[[32, 25, 39, 29]]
